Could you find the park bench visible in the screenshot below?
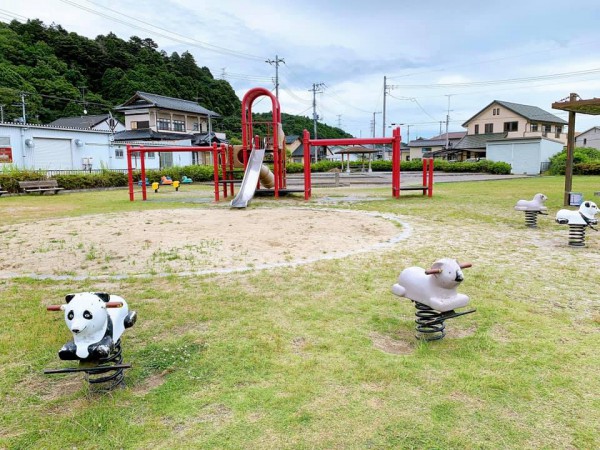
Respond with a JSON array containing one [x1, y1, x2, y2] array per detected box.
[[0, 185, 7, 196], [18, 180, 64, 195]]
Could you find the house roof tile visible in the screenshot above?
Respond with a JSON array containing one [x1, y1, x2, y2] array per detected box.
[[115, 92, 220, 117], [453, 132, 507, 150], [49, 114, 113, 128], [462, 100, 567, 127]]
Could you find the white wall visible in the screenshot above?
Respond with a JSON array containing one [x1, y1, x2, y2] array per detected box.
[[0, 124, 196, 171], [486, 138, 563, 175]]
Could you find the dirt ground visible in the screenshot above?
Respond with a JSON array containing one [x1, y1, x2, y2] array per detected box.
[[0, 208, 406, 279]]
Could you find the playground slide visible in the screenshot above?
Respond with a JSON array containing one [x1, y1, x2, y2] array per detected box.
[[230, 148, 266, 208]]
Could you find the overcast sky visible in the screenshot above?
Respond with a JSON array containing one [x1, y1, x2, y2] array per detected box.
[[3, 0, 600, 140]]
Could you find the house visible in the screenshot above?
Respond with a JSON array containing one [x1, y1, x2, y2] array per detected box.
[[461, 100, 567, 145], [575, 126, 600, 149], [452, 132, 507, 159], [291, 145, 333, 164], [48, 114, 125, 133], [408, 132, 466, 160], [113, 92, 223, 168], [448, 100, 569, 173], [285, 135, 302, 156], [114, 91, 220, 137], [0, 92, 227, 171]]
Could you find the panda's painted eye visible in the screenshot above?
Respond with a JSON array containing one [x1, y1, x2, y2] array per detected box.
[[83, 310, 93, 320], [67, 311, 74, 320]]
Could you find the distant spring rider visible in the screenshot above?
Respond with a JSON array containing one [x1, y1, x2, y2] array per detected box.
[[514, 193, 548, 228]]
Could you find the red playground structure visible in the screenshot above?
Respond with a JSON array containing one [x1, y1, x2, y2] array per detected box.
[[126, 87, 433, 202], [302, 128, 433, 200]]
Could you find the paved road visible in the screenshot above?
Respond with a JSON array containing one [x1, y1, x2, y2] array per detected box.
[[286, 171, 532, 187]]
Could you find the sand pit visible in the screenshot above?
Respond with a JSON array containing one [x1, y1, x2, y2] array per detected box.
[[0, 208, 409, 279]]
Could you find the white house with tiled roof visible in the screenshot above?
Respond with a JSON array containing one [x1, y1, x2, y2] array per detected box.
[[461, 100, 567, 144]]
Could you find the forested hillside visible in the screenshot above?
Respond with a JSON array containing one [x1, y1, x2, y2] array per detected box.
[[0, 19, 352, 140]]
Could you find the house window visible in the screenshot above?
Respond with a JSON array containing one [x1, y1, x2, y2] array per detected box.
[[492, 108, 500, 115], [583, 138, 587, 145], [504, 121, 518, 132], [531, 124, 538, 132], [485, 123, 493, 133], [544, 124, 552, 134], [130, 120, 149, 130], [147, 152, 155, 159], [192, 122, 200, 131], [474, 124, 480, 134], [173, 120, 185, 132], [555, 125, 563, 138], [157, 119, 171, 131], [115, 148, 124, 159], [422, 148, 431, 154]]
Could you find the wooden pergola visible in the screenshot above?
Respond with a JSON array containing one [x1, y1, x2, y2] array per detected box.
[[552, 93, 600, 205]]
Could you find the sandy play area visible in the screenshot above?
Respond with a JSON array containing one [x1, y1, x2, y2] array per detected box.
[[0, 208, 408, 279]]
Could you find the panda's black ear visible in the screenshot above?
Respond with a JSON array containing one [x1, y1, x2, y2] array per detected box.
[[94, 292, 111, 303], [65, 294, 75, 303], [584, 202, 590, 207]]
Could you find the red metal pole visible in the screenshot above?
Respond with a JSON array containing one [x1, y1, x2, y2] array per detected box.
[[273, 125, 280, 199], [228, 144, 234, 196], [428, 158, 434, 197], [126, 144, 134, 201], [303, 129, 311, 200], [212, 142, 220, 202], [220, 144, 227, 198], [140, 150, 147, 201], [392, 127, 400, 198]]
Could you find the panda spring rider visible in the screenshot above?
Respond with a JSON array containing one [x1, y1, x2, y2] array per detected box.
[[50, 292, 137, 361]]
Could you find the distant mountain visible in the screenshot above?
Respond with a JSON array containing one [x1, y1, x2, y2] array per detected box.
[[0, 19, 353, 140]]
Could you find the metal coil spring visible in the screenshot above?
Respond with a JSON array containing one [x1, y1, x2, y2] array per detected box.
[[568, 224, 586, 247], [414, 302, 446, 341], [524, 211, 538, 228], [84, 339, 124, 390]]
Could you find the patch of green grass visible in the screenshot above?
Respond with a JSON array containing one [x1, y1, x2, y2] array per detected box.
[[0, 176, 599, 449]]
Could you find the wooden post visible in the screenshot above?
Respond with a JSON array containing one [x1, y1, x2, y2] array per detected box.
[[564, 92, 577, 206]]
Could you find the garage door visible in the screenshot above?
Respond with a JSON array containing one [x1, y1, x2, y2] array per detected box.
[[34, 138, 72, 169]]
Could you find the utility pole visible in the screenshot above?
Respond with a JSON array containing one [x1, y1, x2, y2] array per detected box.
[[372, 111, 381, 152], [20, 92, 27, 123], [309, 82, 324, 162], [382, 76, 388, 160], [337, 114, 342, 128], [445, 94, 453, 149], [78, 86, 88, 115], [439, 121, 443, 136], [266, 55, 285, 100], [0, 104, 4, 123], [220, 68, 226, 80]]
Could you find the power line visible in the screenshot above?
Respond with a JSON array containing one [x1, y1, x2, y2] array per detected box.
[[387, 67, 600, 89], [58, 0, 266, 61]]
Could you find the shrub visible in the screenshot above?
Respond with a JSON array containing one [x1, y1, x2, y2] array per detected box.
[[573, 161, 600, 175], [548, 147, 600, 175]]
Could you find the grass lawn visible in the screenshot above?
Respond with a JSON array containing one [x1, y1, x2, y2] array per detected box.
[[0, 175, 599, 449]]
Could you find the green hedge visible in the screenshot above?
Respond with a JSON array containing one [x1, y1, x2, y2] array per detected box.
[[573, 161, 600, 175], [0, 158, 514, 193], [288, 159, 511, 174], [548, 147, 600, 175]]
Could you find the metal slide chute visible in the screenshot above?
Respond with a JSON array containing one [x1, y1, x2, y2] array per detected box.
[[230, 148, 271, 208]]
